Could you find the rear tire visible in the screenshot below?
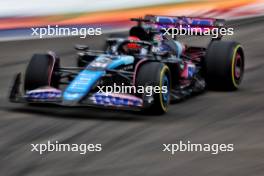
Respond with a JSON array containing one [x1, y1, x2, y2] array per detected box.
[[205, 41, 245, 90], [136, 62, 171, 114], [24, 54, 59, 91]]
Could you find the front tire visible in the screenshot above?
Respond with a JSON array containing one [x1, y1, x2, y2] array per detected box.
[[136, 62, 171, 114], [24, 54, 59, 91]]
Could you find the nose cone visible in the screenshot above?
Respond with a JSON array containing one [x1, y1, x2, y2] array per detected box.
[[63, 70, 104, 102]]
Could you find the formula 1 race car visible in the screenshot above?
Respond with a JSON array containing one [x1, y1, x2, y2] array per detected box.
[[9, 15, 245, 114]]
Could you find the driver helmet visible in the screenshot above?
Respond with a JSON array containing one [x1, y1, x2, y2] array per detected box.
[[127, 36, 141, 49], [122, 36, 142, 54]]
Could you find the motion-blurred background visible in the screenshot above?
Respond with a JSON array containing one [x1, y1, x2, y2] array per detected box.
[[1, 1, 264, 176], [1, 0, 264, 40]]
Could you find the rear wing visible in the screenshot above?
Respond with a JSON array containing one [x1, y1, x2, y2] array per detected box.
[[143, 15, 225, 28], [131, 15, 226, 39]]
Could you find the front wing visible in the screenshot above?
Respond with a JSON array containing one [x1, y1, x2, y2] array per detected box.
[[9, 73, 153, 111]]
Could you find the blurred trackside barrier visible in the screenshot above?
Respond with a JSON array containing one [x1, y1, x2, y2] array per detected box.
[[0, 0, 264, 40]]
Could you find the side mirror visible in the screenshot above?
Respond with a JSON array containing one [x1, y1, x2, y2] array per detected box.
[[75, 44, 89, 51]]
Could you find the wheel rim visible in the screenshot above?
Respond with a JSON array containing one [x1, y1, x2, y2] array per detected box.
[[162, 75, 170, 105], [234, 52, 243, 82]]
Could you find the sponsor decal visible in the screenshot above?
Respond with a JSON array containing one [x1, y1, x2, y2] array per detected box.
[[26, 88, 61, 100], [90, 92, 143, 107]]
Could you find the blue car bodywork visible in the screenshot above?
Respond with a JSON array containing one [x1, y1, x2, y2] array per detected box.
[[63, 55, 134, 102]]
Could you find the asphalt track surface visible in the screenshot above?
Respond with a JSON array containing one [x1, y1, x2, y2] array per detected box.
[[0, 17, 264, 176]]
